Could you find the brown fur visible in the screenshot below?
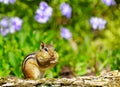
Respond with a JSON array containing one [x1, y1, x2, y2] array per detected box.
[[22, 43, 58, 79]]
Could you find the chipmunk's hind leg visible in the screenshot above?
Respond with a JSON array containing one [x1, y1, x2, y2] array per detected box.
[[23, 59, 41, 79]]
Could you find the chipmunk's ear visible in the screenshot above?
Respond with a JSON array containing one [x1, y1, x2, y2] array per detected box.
[[40, 42, 45, 49]]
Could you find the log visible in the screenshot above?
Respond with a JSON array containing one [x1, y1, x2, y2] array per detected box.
[[0, 70, 120, 87]]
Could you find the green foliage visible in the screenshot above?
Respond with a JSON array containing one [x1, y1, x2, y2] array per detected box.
[[0, 0, 120, 78]]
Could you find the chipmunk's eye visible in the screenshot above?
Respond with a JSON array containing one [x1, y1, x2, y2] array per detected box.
[[44, 47, 48, 52]]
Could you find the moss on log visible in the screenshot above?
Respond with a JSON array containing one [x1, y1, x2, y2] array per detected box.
[[0, 70, 120, 87]]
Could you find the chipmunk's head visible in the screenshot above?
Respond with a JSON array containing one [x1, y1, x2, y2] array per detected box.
[[36, 42, 58, 65]]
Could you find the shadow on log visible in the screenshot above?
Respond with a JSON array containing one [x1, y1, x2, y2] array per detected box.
[[0, 70, 120, 87]]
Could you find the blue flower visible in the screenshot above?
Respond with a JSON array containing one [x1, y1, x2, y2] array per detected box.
[[102, 0, 116, 6], [0, 0, 16, 4], [60, 27, 72, 39], [0, 17, 23, 36], [35, 1, 53, 23], [90, 17, 107, 30], [60, 3, 72, 19]]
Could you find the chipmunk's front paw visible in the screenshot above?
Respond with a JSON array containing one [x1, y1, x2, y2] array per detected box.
[[50, 59, 58, 64]]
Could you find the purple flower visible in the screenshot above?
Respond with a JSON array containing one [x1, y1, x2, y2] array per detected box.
[[102, 0, 116, 6], [9, 0, 16, 4], [0, 17, 23, 36], [60, 27, 72, 39], [39, 1, 48, 10], [0, 18, 9, 28], [35, 1, 53, 23], [0, 0, 3, 2], [10, 17, 23, 31], [0, 27, 9, 36], [60, 3, 72, 19], [0, 0, 9, 4], [90, 17, 107, 30], [0, 0, 16, 4]]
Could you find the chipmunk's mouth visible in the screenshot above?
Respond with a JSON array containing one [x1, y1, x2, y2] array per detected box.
[[49, 57, 55, 61], [49, 57, 57, 63]]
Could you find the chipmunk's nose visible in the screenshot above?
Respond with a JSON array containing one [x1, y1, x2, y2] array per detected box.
[[51, 54, 54, 57]]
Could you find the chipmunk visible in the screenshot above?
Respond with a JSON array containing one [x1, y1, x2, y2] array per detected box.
[[22, 42, 58, 79]]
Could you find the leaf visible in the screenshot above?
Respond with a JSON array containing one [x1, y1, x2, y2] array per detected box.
[[8, 52, 16, 67]]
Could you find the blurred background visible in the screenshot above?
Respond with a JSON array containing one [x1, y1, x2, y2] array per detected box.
[[0, 0, 120, 78]]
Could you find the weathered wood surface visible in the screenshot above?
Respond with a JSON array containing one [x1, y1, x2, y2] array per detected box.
[[0, 70, 120, 87]]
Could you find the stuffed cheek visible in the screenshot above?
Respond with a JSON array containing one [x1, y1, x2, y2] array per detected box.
[[55, 52, 58, 59], [43, 52, 50, 60]]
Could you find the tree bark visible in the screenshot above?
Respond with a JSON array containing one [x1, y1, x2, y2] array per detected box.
[[0, 70, 120, 87]]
